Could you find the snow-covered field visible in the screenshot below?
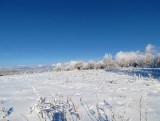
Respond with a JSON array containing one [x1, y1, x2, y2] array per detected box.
[[0, 70, 160, 121]]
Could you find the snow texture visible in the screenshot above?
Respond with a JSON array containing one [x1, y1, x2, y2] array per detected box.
[[0, 69, 160, 121]]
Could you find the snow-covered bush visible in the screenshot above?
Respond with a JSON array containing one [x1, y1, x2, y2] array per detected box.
[[154, 54, 160, 66], [86, 60, 96, 70], [103, 54, 113, 64], [63, 61, 77, 71], [29, 96, 80, 121], [63, 62, 73, 71], [115, 44, 159, 67], [144, 53, 154, 66], [96, 60, 106, 69], [82, 62, 89, 70], [0, 106, 13, 119], [115, 51, 141, 67], [104, 54, 118, 70], [52, 63, 63, 71], [52, 61, 85, 71], [74, 61, 84, 70]]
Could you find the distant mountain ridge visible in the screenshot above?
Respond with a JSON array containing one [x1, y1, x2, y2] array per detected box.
[[0, 65, 52, 73]]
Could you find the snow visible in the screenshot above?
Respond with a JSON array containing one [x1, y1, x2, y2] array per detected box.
[[0, 70, 160, 121]]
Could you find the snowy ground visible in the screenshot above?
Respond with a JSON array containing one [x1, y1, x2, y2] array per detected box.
[[0, 70, 160, 121]]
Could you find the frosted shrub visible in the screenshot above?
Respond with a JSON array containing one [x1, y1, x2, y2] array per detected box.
[[145, 53, 154, 66], [29, 96, 80, 121], [96, 60, 106, 69], [103, 54, 119, 70], [53, 63, 63, 71], [115, 44, 160, 67], [103, 54, 113, 66], [115, 51, 140, 67], [86, 60, 96, 70], [63, 62, 74, 71], [74, 61, 84, 70], [82, 62, 89, 70], [0, 107, 13, 119], [154, 54, 160, 66]]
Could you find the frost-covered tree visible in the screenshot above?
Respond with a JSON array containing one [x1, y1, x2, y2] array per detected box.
[[63, 61, 78, 71], [53, 63, 63, 71], [136, 54, 146, 67], [154, 54, 160, 66], [157, 54, 160, 66], [144, 53, 154, 66], [74, 61, 84, 70], [103, 54, 118, 70], [63, 62, 73, 71], [115, 44, 159, 67], [103, 54, 113, 66], [86, 60, 96, 69], [96, 60, 106, 69], [82, 62, 89, 70], [115, 51, 129, 67]]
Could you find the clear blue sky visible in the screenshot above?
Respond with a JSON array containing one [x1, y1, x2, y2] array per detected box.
[[0, 0, 160, 67]]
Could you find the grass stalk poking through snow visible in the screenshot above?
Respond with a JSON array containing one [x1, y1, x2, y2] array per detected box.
[[140, 96, 142, 121]]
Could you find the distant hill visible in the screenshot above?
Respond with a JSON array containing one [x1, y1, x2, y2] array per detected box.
[[0, 65, 52, 76]]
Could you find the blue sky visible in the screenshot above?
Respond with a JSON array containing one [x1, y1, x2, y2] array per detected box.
[[0, 0, 160, 67]]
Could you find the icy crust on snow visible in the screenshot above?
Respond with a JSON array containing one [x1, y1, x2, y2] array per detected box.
[[0, 70, 160, 121]]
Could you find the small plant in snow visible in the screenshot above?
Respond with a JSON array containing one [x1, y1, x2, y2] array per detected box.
[[80, 97, 109, 121], [29, 95, 80, 121], [0, 107, 13, 119]]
